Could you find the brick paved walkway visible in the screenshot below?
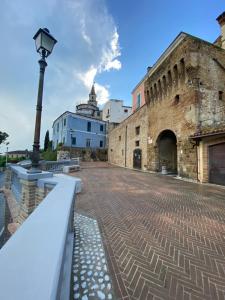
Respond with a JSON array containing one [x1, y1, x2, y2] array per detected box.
[[73, 163, 225, 300]]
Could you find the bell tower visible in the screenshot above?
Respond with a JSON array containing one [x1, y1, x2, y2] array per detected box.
[[88, 84, 98, 107]]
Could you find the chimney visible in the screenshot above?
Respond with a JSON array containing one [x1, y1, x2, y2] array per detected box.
[[217, 11, 225, 49]]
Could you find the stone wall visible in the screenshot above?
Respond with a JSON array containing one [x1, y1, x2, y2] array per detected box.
[[62, 146, 108, 161], [108, 105, 148, 170], [109, 35, 225, 181]]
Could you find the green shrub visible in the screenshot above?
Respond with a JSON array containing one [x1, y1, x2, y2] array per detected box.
[[42, 150, 57, 161]]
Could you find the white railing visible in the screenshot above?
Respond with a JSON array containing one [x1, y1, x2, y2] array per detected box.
[[0, 168, 82, 300], [40, 158, 80, 173]]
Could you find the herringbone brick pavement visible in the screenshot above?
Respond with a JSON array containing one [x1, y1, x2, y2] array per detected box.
[[73, 163, 225, 300]]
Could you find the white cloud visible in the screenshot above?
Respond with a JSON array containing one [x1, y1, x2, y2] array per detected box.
[[0, 0, 122, 150]]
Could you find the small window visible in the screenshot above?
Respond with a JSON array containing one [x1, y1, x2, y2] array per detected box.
[[119, 136, 121, 141], [100, 141, 103, 148], [64, 118, 66, 126], [135, 126, 140, 135], [174, 95, 180, 104], [219, 91, 223, 100], [137, 93, 141, 109], [57, 123, 59, 132], [86, 139, 91, 147], [63, 137, 65, 144], [100, 124, 104, 132], [87, 122, 91, 132], [72, 137, 76, 145], [124, 109, 128, 113], [122, 149, 124, 156], [135, 140, 140, 147], [97, 111, 100, 116]]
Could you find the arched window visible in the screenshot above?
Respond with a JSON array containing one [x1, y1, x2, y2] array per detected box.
[[150, 86, 154, 101], [163, 75, 167, 95], [180, 58, 185, 83], [173, 65, 178, 87], [154, 83, 158, 100], [158, 79, 162, 100], [168, 70, 172, 90]]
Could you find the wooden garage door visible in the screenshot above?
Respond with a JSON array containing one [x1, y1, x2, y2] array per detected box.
[[209, 143, 225, 185]]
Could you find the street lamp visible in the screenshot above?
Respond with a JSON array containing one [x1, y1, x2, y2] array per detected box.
[[30, 28, 57, 172]]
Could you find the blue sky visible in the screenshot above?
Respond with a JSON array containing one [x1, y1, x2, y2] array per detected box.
[[0, 0, 224, 151]]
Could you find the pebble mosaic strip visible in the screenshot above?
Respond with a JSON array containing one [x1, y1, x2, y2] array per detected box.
[[73, 213, 114, 300]]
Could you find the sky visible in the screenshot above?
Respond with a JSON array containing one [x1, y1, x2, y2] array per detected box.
[[0, 0, 224, 151]]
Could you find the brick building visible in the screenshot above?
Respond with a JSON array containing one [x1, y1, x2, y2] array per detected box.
[[109, 12, 225, 185]]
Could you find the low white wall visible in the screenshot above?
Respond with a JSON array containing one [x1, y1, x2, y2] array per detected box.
[[0, 169, 82, 300]]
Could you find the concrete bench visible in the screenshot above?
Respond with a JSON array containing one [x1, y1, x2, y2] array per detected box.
[[63, 165, 80, 173]]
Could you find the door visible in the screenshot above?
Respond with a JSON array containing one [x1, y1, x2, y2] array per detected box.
[[133, 149, 142, 169], [209, 143, 225, 185]]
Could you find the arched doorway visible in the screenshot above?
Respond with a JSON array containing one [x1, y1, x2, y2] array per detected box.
[[133, 149, 142, 169], [157, 130, 177, 174]]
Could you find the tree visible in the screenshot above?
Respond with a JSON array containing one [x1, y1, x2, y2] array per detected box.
[[44, 130, 50, 151], [0, 131, 9, 145]]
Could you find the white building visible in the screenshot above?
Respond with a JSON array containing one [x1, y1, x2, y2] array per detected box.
[[102, 99, 132, 124]]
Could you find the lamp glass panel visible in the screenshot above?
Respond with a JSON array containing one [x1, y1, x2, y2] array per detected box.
[[41, 32, 55, 54], [35, 32, 42, 52]]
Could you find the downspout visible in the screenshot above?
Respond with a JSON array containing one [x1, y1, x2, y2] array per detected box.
[[125, 125, 127, 167]]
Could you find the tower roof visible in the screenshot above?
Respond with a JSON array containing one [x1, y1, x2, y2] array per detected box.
[[90, 83, 96, 96]]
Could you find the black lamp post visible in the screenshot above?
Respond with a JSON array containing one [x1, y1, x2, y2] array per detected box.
[[30, 28, 57, 172]]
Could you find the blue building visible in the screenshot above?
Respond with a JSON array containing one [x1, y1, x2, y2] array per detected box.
[[52, 85, 106, 150]]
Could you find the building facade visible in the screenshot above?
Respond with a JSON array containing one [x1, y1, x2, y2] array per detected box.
[[52, 85, 106, 151], [102, 99, 132, 123], [109, 12, 225, 186]]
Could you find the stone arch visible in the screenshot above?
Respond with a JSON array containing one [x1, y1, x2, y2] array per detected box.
[[156, 130, 177, 174]]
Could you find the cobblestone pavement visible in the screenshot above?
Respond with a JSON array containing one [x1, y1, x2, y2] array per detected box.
[[73, 163, 225, 300]]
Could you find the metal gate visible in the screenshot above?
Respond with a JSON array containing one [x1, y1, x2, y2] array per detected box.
[[209, 143, 225, 186], [133, 149, 142, 169]]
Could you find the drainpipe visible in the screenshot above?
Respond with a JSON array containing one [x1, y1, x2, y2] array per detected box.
[[125, 125, 127, 167]]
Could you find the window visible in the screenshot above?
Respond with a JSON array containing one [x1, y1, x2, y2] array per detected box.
[[163, 76, 167, 95], [97, 111, 100, 116], [154, 83, 158, 100], [137, 93, 141, 109], [173, 65, 178, 86], [174, 94, 180, 104], [158, 80, 162, 99], [122, 149, 124, 156], [100, 141, 103, 148], [135, 126, 140, 135], [86, 139, 91, 147], [100, 124, 104, 132], [168, 70, 172, 88], [219, 91, 223, 100], [72, 137, 76, 145], [87, 121, 91, 132], [180, 58, 185, 83], [135, 140, 140, 147], [119, 135, 121, 141], [63, 137, 65, 144], [64, 118, 66, 126], [124, 109, 128, 113], [57, 123, 59, 132]]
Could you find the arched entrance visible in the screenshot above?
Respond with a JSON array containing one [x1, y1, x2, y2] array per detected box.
[[133, 149, 142, 169], [157, 130, 177, 174]]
